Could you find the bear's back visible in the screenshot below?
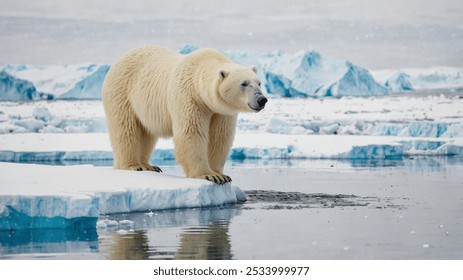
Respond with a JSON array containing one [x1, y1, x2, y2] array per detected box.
[[183, 48, 231, 65]]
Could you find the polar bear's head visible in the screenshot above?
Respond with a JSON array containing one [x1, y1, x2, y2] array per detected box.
[[215, 66, 268, 114]]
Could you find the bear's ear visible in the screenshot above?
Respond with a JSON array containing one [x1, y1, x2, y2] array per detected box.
[[251, 66, 258, 74], [219, 70, 229, 80]]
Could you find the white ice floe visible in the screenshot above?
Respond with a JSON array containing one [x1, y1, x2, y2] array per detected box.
[[0, 162, 246, 230]]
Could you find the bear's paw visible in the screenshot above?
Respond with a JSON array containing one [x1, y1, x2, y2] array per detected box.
[[127, 165, 163, 172], [198, 173, 232, 185]]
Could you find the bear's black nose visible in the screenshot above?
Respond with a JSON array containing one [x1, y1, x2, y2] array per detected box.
[[257, 95, 268, 107]]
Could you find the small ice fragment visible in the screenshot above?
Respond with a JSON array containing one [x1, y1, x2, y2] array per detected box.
[[96, 220, 107, 229], [422, 244, 430, 248], [117, 229, 128, 235], [119, 220, 134, 226], [119, 219, 134, 229], [146, 211, 154, 217], [439, 224, 444, 228], [410, 230, 415, 234], [106, 220, 119, 227]]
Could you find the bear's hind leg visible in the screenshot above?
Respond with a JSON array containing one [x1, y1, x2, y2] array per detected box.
[[108, 108, 147, 171]]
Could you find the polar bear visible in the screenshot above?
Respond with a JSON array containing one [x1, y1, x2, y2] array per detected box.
[[102, 46, 267, 184]]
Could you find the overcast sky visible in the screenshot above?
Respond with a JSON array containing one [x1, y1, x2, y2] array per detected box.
[[1, 0, 462, 69]]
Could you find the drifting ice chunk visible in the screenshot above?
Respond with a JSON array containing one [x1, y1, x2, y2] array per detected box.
[[265, 118, 293, 134], [319, 123, 340, 135], [32, 106, 53, 122]]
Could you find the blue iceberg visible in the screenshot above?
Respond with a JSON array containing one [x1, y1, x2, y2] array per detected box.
[[373, 67, 463, 92], [1, 64, 109, 100], [385, 72, 414, 92], [58, 65, 110, 100], [0, 70, 51, 101], [228, 49, 390, 97]]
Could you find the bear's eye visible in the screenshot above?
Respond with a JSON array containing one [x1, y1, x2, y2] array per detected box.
[[241, 81, 249, 87], [258, 81, 261, 86]]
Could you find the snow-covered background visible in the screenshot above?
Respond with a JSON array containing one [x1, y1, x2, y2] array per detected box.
[[1, 46, 463, 101]]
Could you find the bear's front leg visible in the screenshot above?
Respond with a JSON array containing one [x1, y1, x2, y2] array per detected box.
[[174, 134, 231, 184], [208, 114, 237, 181], [173, 113, 231, 185]]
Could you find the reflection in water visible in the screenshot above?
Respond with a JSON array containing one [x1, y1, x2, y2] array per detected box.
[[100, 230, 151, 260], [348, 156, 460, 172], [348, 158, 405, 168], [100, 222, 233, 260], [98, 206, 238, 260], [232, 157, 462, 173], [0, 206, 237, 259], [175, 222, 232, 260]]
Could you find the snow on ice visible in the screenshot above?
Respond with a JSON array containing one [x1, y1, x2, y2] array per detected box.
[[0, 162, 246, 230], [1, 95, 463, 137]]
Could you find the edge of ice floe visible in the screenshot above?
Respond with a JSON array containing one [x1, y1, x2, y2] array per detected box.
[[0, 162, 246, 230]]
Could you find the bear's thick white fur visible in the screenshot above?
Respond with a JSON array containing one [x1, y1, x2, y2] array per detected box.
[[102, 45, 266, 184]]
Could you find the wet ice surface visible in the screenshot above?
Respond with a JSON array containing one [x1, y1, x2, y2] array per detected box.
[[1, 158, 462, 259]]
